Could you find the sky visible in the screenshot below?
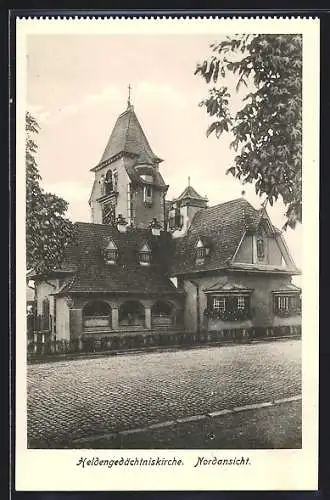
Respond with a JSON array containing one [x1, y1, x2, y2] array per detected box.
[[26, 33, 302, 276]]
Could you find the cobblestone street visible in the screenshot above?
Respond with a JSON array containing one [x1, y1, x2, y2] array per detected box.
[[27, 339, 301, 448]]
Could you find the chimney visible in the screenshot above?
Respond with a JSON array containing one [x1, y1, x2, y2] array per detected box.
[[117, 214, 128, 233], [150, 217, 161, 237]]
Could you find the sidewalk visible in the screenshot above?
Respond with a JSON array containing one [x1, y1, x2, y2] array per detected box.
[[69, 399, 301, 450], [28, 335, 300, 364]]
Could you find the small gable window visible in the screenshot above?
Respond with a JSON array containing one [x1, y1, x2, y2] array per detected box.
[[144, 185, 153, 206], [104, 239, 118, 264], [197, 247, 206, 259], [256, 234, 265, 260], [196, 238, 210, 264], [139, 243, 151, 266]]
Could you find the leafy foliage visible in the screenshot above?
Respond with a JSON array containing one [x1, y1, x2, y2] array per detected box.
[[195, 34, 302, 228], [26, 112, 76, 274]]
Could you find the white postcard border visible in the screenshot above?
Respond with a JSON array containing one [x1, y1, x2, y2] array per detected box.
[[15, 16, 319, 491]]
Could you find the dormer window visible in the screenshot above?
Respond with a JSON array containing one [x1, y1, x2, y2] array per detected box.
[[139, 243, 151, 266], [144, 185, 153, 206], [196, 238, 210, 264], [196, 246, 206, 259], [104, 239, 118, 264]]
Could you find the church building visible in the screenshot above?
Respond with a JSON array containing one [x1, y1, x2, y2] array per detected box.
[[29, 99, 301, 348]]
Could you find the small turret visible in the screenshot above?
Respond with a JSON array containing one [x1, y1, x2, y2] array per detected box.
[[168, 179, 208, 238]]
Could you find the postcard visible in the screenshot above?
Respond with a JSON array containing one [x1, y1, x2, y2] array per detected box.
[[15, 15, 319, 491]]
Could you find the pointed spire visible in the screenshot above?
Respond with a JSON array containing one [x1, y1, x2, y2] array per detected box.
[[188, 176, 191, 187], [96, 99, 163, 165], [127, 83, 132, 108]]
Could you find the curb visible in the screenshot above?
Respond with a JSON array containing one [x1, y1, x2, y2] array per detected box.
[[72, 394, 302, 446]]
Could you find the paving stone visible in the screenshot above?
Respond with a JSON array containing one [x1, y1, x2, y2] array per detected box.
[[27, 340, 301, 447]]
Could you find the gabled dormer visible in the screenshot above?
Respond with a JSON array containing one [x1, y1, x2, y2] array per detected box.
[[196, 237, 211, 265], [103, 239, 118, 265], [138, 242, 152, 266], [232, 207, 298, 272]]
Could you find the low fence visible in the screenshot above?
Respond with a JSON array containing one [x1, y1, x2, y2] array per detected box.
[[27, 325, 301, 357]]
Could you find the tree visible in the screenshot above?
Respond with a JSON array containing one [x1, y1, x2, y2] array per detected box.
[[26, 112, 76, 274], [195, 34, 302, 228]]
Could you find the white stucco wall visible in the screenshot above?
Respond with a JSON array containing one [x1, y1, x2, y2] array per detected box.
[[55, 297, 70, 340], [90, 158, 131, 224]]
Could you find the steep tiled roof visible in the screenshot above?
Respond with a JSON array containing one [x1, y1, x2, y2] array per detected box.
[[135, 151, 155, 166], [99, 106, 162, 165], [57, 222, 179, 296], [170, 198, 261, 275], [176, 185, 208, 202]]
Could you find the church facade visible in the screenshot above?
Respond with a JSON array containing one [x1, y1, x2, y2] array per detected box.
[[29, 101, 301, 346]]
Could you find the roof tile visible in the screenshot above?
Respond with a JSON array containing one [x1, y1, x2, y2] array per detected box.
[[99, 106, 162, 165], [170, 198, 261, 275], [60, 222, 179, 295]]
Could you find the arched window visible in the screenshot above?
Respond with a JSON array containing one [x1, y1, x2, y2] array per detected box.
[[152, 301, 173, 317], [139, 242, 151, 265], [105, 170, 113, 195], [83, 301, 111, 331], [83, 300, 111, 317], [119, 301, 145, 327], [151, 301, 174, 327]]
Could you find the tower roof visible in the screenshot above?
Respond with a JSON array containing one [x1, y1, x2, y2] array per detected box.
[[98, 105, 162, 166], [176, 185, 208, 203]]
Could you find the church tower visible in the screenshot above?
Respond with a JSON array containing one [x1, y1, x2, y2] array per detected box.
[[89, 92, 168, 229]]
